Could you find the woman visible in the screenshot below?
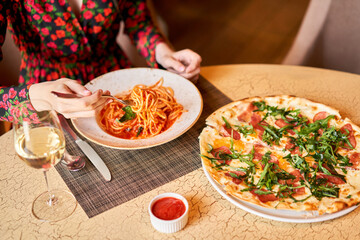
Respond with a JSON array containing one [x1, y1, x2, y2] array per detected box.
[[0, 0, 201, 120]]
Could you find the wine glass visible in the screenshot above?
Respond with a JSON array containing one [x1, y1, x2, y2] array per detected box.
[[13, 99, 77, 222]]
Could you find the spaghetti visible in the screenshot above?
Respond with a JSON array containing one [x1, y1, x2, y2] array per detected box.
[[98, 78, 184, 139]]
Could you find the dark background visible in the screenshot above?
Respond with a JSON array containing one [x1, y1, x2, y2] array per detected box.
[[152, 0, 309, 66]]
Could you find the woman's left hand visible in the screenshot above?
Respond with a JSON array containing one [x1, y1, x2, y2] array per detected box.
[[155, 43, 202, 83]]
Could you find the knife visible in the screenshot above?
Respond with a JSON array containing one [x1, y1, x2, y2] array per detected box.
[[58, 115, 112, 181]]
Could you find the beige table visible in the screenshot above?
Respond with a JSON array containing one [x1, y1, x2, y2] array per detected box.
[[1, 64, 360, 239]]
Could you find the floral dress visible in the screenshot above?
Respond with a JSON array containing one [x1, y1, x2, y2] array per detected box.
[[0, 0, 164, 122]]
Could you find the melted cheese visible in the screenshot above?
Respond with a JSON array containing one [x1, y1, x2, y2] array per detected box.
[[213, 138, 231, 149], [274, 153, 291, 171]]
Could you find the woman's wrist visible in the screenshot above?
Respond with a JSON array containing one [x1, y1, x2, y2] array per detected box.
[[29, 83, 45, 103], [155, 42, 174, 66], [29, 82, 53, 111]]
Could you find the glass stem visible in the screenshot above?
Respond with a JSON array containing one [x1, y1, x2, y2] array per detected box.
[[43, 170, 53, 206]]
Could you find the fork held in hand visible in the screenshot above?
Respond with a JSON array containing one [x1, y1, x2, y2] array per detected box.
[[51, 91, 134, 106], [101, 94, 134, 106]]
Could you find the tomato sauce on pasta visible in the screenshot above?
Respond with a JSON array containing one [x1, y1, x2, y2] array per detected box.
[[98, 78, 184, 139]]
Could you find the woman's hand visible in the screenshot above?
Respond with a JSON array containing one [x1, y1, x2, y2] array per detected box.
[[155, 42, 202, 83], [29, 78, 108, 118]]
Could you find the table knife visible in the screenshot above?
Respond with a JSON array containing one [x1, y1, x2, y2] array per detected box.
[[58, 115, 112, 181]]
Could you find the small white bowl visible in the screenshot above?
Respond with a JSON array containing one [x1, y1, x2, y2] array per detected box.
[[148, 193, 189, 233]]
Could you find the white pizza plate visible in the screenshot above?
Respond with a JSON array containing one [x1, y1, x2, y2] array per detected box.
[[72, 68, 203, 149], [202, 161, 359, 223]]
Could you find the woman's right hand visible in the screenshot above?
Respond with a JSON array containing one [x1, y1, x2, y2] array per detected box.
[[29, 78, 108, 118]]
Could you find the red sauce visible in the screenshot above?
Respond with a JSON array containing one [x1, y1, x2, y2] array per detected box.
[[98, 105, 181, 140], [151, 197, 186, 220]]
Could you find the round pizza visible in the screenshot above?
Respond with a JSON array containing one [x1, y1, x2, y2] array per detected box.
[[199, 95, 360, 214]]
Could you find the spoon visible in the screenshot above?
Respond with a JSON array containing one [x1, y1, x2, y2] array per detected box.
[[61, 150, 86, 171], [51, 91, 134, 106]]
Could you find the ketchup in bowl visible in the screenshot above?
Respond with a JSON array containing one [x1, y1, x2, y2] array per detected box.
[[151, 197, 186, 220]]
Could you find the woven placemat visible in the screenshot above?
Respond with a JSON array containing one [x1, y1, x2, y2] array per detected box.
[[55, 76, 231, 218]]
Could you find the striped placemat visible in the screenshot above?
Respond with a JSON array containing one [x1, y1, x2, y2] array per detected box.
[[55, 76, 231, 218]]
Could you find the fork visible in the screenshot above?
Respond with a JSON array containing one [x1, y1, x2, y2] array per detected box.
[[51, 91, 134, 106], [101, 94, 134, 106]]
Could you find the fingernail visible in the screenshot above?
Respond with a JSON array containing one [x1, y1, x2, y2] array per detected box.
[[179, 66, 185, 72], [83, 90, 91, 95]]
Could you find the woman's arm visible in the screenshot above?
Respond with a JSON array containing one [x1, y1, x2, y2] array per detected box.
[[121, 0, 201, 82], [0, 86, 31, 122], [28, 79, 108, 119], [121, 0, 165, 68], [1, 79, 109, 122], [0, 3, 28, 122]]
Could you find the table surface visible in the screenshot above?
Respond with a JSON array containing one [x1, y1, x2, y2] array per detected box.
[[1, 64, 360, 239]]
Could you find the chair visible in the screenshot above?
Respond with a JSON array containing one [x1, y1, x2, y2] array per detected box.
[[282, 0, 360, 75], [0, 29, 20, 135]]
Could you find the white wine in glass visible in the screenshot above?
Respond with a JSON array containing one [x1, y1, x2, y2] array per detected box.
[[15, 126, 64, 169], [13, 99, 77, 222]]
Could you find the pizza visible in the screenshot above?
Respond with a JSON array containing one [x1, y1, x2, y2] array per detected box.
[[199, 95, 360, 214]]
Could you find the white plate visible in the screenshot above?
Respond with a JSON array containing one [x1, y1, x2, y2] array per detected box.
[[72, 68, 203, 149], [202, 160, 358, 223]]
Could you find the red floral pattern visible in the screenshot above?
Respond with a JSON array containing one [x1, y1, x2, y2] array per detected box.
[[0, 0, 164, 122]]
